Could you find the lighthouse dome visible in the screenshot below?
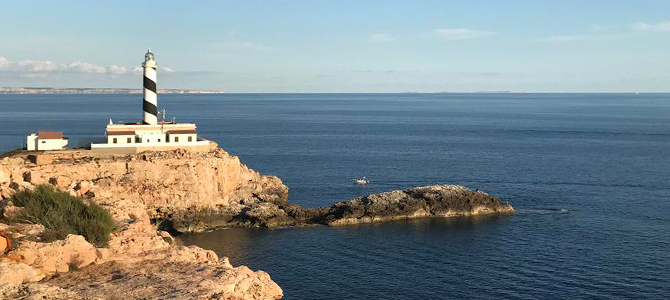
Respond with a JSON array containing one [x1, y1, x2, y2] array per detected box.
[[145, 49, 155, 62]]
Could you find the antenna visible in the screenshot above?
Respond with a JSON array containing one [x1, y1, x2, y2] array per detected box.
[[160, 108, 166, 123]]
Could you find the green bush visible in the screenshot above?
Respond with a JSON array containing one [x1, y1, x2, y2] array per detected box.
[[11, 185, 116, 247]]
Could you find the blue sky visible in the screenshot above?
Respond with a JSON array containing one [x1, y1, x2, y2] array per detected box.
[[1, 0, 669, 92]]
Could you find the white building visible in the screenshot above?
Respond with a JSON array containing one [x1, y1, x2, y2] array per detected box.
[[90, 121, 210, 152], [27, 131, 68, 151], [90, 50, 211, 153]]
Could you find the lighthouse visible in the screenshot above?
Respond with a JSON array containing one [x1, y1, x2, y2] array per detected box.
[[142, 49, 158, 125], [89, 49, 212, 153]]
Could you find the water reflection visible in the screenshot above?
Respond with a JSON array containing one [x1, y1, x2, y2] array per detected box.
[[179, 214, 514, 266]]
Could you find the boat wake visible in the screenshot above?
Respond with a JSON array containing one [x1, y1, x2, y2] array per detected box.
[[515, 208, 569, 215]]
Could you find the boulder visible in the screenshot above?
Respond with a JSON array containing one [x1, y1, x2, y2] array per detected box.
[[48, 176, 71, 189], [0, 186, 13, 199], [74, 181, 90, 196], [0, 232, 10, 253], [0, 259, 44, 284], [7, 234, 100, 276], [0, 165, 9, 184], [1, 200, 24, 220]]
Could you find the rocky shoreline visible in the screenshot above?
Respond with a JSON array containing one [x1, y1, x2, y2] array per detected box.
[[169, 185, 514, 232], [0, 148, 514, 299]]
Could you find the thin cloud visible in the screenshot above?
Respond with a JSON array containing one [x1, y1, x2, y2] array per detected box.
[[107, 65, 128, 75], [0, 56, 176, 77], [630, 21, 670, 32], [63, 61, 107, 74], [544, 21, 670, 42], [433, 28, 495, 41], [17, 60, 58, 72], [370, 33, 395, 43]]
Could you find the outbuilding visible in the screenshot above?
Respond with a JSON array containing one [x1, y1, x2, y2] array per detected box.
[[27, 131, 69, 151]]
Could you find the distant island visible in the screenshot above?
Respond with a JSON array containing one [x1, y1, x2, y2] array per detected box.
[[0, 87, 225, 94]]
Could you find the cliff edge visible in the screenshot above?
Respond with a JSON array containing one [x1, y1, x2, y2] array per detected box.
[[0, 147, 514, 299], [0, 148, 285, 299]]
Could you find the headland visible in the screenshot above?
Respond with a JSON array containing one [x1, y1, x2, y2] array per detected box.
[[0, 146, 514, 299]]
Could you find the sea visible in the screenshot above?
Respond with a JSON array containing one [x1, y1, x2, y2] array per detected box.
[[1, 93, 669, 299]]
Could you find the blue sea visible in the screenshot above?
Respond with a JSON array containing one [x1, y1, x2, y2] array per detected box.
[[1, 93, 669, 299]]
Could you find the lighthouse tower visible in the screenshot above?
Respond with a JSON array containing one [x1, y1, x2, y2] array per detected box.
[[142, 49, 158, 125]]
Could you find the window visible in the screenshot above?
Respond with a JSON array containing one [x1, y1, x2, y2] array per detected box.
[[136, 137, 141, 143], [113, 138, 117, 144], [174, 137, 179, 142], [127, 137, 132, 143], [41, 141, 45, 144], [188, 136, 193, 142], [158, 139, 161, 142]]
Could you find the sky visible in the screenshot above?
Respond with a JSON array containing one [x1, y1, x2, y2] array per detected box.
[[1, 0, 669, 92]]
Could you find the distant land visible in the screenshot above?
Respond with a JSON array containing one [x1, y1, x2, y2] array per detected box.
[[0, 87, 225, 94]]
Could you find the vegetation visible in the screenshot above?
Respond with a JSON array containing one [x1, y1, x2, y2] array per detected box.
[[10, 185, 116, 247]]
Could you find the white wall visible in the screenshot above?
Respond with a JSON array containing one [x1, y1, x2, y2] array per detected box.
[[35, 139, 67, 151], [168, 133, 197, 143], [136, 132, 167, 144], [91, 139, 210, 149], [27, 134, 37, 151], [107, 135, 136, 145]]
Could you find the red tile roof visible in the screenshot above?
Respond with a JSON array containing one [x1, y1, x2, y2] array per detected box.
[[37, 131, 63, 140], [107, 131, 136, 136], [168, 130, 197, 134]]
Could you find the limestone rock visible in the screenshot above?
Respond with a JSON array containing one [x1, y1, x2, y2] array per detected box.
[[9, 180, 34, 192], [0, 148, 287, 298], [0, 283, 81, 300], [74, 181, 90, 196], [0, 186, 13, 199], [48, 176, 71, 189], [42, 260, 283, 300], [0, 233, 9, 253], [320, 185, 515, 226], [0, 165, 9, 184], [0, 148, 289, 227], [7, 234, 100, 276], [1, 200, 25, 220], [28, 154, 53, 166], [0, 259, 44, 284], [168, 185, 515, 231]]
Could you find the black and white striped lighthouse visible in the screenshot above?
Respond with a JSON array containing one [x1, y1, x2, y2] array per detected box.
[[142, 49, 158, 125]]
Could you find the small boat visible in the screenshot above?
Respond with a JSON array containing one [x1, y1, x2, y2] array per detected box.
[[355, 177, 369, 185]]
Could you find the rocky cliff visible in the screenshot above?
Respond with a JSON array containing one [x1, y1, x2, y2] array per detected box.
[[0, 147, 514, 299], [1, 147, 288, 226], [0, 148, 286, 299]]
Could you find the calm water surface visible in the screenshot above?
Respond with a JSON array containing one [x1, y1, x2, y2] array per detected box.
[[1, 93, 669, 299]]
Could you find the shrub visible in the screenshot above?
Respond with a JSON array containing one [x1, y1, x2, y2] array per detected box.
[[11, 185, 116, 247]]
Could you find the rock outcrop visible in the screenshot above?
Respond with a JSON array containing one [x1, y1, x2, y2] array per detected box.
[[0, 148, 288, 231], [319, 185, 514, 225], [0, 148, 285, 299], [169, 185, 514, 231], [0, 218, 283, 300]]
